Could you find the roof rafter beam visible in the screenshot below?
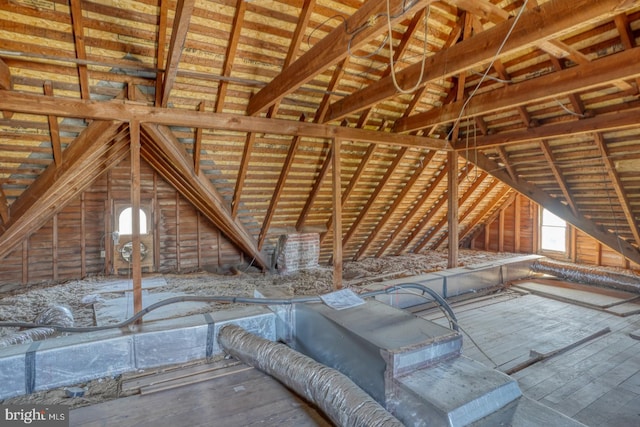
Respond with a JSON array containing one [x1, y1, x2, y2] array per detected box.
[[215, 0, 247, 113], [0, 58, 10, 90], [395, 46, 640, 132], [140, 123, 269, 270], [458, 179, 504, 243], [594, 132, 640, 247], [327, 0, 639, 122], [0, 184, 9, 226], [462, 149, 640, 265], [0, 91, 449, 150], [154, 0, 169, 106], [539, 139, 579, 216], [448, 0, 509, 24], [160, 0, 196, 107], [296, 143, 332, 231], [69, 0, 90, 99], [247, 0, 436, 115], [43, 81, 62, 168]]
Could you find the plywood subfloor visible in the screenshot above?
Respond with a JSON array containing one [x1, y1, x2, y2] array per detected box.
[[419, 290, 640, 427], [70, 364, 332, 427]]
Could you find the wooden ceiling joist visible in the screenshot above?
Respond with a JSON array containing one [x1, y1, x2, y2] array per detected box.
[[160, 0, 196, 107], [0, 92, 448, 150], [326, 0, 638, 122], [246, 0, 436, 116], [140, 124, 269, 270], [394, 46, 640, 133], [463, 149, 640, 265]]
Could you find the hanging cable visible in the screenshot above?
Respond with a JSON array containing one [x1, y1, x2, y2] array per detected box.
[[447, 0, 529, 141], [553, 98, 586, 117], [387, 1, 431, 94]]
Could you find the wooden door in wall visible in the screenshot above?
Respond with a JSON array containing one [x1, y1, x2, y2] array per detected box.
[[113, 201, 154, 274]]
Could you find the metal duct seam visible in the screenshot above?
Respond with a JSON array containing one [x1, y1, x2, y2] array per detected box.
[[218, 324, 404, 427]]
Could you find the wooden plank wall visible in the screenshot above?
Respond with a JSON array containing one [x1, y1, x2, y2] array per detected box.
[[0, 157, 243, 289], [469, 194, 640, 270]]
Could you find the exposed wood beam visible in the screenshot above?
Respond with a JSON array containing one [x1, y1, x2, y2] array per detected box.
[[394, 46, 640, 132], [615, 13, 635, 49], [376, 162, 448, 257], [160, 0, 196, 107], [594, 132, 640, 247], [460, 183, 511, 247], [316, 59, 349, 124], [539, 139, 579, 216], [193, 101, 204, 174], [448, 0, 509, 24], [355, 149, 436, 260], [232, 132, 256, 219], [0, 58, 10, 90], [454, 105, 640, 150], [462, 149, 640, 265], [447, 151, 459, 267], [141, 124, 269, 269], [215, 0, 247, 113], [155, 0, 169, 106], [43, 81, 62, 168], [247, 0, 436, 115], [412, 164, 472, 253], [0, 184, 9, 225], [130, 120, 143, 319], [69, 0, 90, 99], [0, 120, 126, 260], [496, 146, 517, 182], [332, 138, 342, 290], [327, 0, 639, 122], [342, 147, 408, 254], [296, 144, 332, 231], [0, 91, 449, 151], [258, 115, 305, 250]]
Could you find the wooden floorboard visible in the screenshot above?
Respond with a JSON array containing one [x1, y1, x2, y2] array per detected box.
[[70, 364, 332, 427], [418, 290, 640, 427]]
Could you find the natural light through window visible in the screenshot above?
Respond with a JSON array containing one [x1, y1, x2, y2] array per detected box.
[[541, 208, 566, 252], [118, 207, 147, 235]]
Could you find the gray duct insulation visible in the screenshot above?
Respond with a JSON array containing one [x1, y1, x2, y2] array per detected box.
[[0, 305, 74, 348], [218, 324, 404, 427], [531, 259, 640, 293]]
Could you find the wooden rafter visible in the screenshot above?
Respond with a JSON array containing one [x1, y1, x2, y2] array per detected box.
[[496, 146, 517, 182], [0, 58, 10, 90], [332, 138, 342, 289], [594, 132, 640, 247], [459, 182, 511, 245], [160, 0, 196, 107], [43, 81, 62, 168], [155, 0, 169, 106], [401, 164, 470, 253], [0, 184, 9, 225], [247, 0, 436, 115], [342, 147, 409, 254], [376, 162, 448, 257], [462, 149, 640, 265], [130, 120, 143, 317], [449, 0, 509, 24], [0, 120, 126, 260], [258, 115, 305, 250], [215, 0, 246, 113], [69, 0, 90, 99], [355, 149, 436, 260], [447, 151, 459, 267], [327, 0, 639, 122], [0, 91, 448, 151], [140, 124, 269, 269], [394, 46, 640, 132], [231, 132, 256, 219], [296, 144, 332, 231], [539, 139, 579, 216]]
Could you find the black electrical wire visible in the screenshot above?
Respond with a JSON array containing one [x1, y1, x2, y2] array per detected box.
[[0, 283, 457, 333]]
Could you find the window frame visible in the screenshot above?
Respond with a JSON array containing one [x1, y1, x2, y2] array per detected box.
[[539, 207, 568, 254]]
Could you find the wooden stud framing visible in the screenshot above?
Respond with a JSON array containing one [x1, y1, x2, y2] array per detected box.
[[332, 138, 342, 290], [447, 151, 459, 268]]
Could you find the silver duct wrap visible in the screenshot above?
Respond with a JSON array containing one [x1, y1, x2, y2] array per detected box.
[[218, 324, 404, 427], [531, 259, 640, 293], [0, 305, 74, 348]]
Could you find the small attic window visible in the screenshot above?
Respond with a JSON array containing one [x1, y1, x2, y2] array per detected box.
[[540, 208, 566, 252], [118, 207, 148, 235]]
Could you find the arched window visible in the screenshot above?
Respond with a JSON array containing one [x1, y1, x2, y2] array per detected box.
[[118, 207, 147, 235]]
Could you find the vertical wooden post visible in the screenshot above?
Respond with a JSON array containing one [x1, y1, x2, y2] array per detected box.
[[332, 138, 342, 290], [570, 226, 577, 263], [130, 120, 143, 321], [196, 211, 202, 269], [498, 208, 505, 252], [175, 191, 181, 272], [81, 192, 86, 277], [447, 151, 458, 268], [595, 241, 602, 266], [153, 172, 160, 271], [484, 223, 490, 251], [22, 238, 29, 285], [514, 194, 521, 253], [52, 213, 58, 281], [532, 203, 540, 253]]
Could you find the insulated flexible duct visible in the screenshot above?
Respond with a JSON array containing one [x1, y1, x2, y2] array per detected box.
[[218, 324, 404, 427], [0, 305, 74, 348], [531, 259, 640, 293]]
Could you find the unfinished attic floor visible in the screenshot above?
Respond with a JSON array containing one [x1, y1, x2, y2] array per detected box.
[[68, 284, 640, 427], [416, 287, 640, 427]]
